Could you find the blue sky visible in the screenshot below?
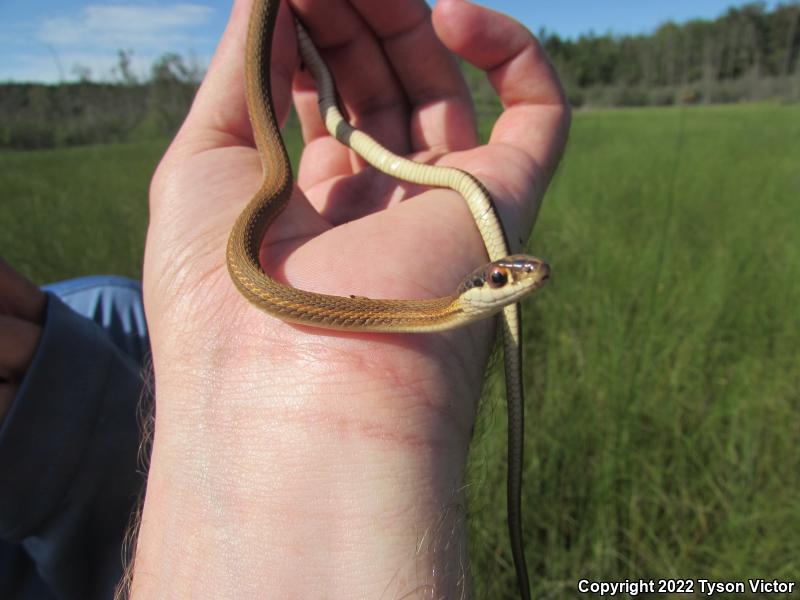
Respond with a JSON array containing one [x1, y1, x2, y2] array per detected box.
[[0, 0, 785, 83]]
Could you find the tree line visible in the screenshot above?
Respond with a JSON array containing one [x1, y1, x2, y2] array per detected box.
[[1, 2, 798, 149], [543, 1, 800, 106], [0, 53, 201, 149]]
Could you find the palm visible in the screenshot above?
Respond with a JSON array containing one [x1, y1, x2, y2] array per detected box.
[[144, 139, 498, 406]]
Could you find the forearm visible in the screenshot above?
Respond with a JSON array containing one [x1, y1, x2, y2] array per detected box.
[[131, 337, 476, 598]]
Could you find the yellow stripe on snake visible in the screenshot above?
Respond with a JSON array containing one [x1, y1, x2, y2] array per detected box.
[[226, 1, 549, 598]]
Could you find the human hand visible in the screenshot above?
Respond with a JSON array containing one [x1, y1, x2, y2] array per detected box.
[[135, 0, 569, 597], [0, 259, 46, 422]]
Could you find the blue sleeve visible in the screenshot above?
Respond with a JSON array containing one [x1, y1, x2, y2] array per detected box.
[[0, 292, 145, 599]]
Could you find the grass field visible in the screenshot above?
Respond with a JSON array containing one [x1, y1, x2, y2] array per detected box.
[[470, 103, 800, 598], [2, 103, 799, 598]]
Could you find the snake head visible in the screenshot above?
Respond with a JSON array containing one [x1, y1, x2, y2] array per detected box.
[[457, 255, 550, 316]]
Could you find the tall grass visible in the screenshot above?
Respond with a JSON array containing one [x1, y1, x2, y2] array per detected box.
[[1, 103, 798, 598], [470, 103, 800, 598], [0, 140, 161, 282], [0, 111, 301, 283]]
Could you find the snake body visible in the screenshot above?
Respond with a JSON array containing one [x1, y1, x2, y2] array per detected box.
[[226, 1, 547, 597]]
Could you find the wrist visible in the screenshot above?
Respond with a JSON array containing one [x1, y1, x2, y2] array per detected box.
[[132, 330, 478, 598]]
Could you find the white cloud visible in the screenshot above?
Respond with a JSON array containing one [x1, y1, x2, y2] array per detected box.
[[38, 3, 214, 49]]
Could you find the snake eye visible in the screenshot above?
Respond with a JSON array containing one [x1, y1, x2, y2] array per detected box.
[[489, 268, 508, 287]]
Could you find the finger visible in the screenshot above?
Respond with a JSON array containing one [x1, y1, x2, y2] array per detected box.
[[291, 0, 411, 160], [293, 75, 355, 190], [294, 0, 476, 154], [433, 0, 570, 177], [0, 258, 46, 323], [180, 0, 298, 149], [0, 314, 42, 380], [148, 0, 329, 249], [292, 0, 477, 220], [348, 0, 476, 152]]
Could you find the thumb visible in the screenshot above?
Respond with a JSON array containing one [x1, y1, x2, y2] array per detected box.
[[177, 0, 297, 153]]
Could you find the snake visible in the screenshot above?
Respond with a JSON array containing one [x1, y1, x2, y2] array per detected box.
[[226, 1, 549, 598]]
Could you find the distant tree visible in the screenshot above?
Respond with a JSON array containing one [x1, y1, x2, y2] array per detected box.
[[113, 49, 138, 85], [150, 52, 202, 85], [782, 3, 800, 74], [72, 64, 92, 83], [140, 52, 202, 139]]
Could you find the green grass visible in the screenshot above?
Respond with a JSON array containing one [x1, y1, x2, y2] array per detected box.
[[470, 103, 800, 598], [0, 112, 302, 282], [0, 140, 162, 282], [2, 103, 799, 598]]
